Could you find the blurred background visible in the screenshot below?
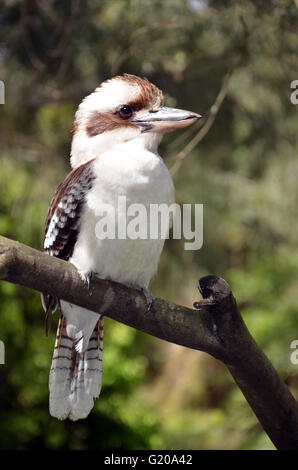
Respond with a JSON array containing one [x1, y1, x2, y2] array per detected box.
[[0, 0, 298, 450]]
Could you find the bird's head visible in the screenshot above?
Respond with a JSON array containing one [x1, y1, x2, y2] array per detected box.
[[71, 74, 201, 168]]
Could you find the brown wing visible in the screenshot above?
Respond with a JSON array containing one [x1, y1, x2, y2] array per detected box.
[[41, 159, 96, 314]]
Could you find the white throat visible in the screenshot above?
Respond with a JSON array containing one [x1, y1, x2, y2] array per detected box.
[[70, 129, 162, 169]]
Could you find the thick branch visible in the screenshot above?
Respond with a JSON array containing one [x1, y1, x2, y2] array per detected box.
[[0, 235, 298, 449]]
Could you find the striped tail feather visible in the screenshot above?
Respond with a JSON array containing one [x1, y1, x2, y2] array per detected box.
[[49, 314, 104, 421]]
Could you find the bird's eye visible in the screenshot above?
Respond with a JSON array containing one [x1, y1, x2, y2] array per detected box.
[[119, 105, 133, 119]]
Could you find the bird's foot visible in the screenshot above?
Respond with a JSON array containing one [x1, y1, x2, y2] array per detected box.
[[140, 287, 155, 312], [79, 271, 95, 291], [123, 282, 155, 312]]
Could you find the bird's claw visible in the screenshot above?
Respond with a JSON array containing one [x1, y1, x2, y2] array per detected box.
[[80, 272, 94, 291], [141, 287, 155, 312]]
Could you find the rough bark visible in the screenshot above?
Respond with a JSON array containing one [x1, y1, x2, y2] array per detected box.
[[0, 235, 297, 449]]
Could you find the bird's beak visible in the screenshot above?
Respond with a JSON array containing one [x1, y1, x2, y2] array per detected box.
[[132, 106, 202, 133]]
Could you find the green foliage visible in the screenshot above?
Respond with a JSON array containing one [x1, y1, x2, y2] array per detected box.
[[0, 0, 297, 450]]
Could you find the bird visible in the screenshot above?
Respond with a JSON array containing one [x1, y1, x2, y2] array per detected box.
[[41, 73, 200, 421]]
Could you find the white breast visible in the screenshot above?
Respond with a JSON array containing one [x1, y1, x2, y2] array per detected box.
[[69, 141, 175, 288]]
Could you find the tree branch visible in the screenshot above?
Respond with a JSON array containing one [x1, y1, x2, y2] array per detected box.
[[0, 235, 297, 449]]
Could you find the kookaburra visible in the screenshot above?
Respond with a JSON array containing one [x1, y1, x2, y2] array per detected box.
[[41, 74, 200, 421]]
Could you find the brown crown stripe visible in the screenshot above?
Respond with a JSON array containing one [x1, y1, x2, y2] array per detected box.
[[101, 73, 164, 109]]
